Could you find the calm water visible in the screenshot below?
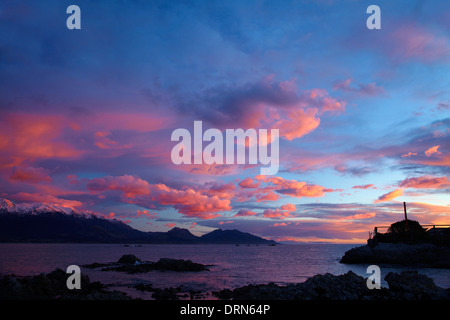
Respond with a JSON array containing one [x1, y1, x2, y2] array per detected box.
[[1, 243, 449, 299]]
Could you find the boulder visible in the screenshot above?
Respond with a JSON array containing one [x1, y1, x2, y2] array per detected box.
[[153, 258, 207, 271], [117, 254, 141, 264], [385, 270, 450, 300]]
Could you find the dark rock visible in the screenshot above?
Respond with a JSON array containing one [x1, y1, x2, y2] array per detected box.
[[117, 254, 141, 264], [340, 243, 450, 268], [86, 255, 208, 273], [152, 287, 181, 300], [213, 270, 449, 300], [152, 258, 207, 272], [134, 283, 154, 292], [213, 288, 233, 300], [385, 270, 449, 300], [0, 268, 133, 300]]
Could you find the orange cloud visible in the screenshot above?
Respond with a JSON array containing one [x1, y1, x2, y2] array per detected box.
[[401, 152, 417, 158], [425, 145, 441, 157], [165, 223, 176, 228], [272, 222, 288, 227], [374, 188, 403, 203], [399, 176, 450, 189], [274, 108, 320, 141], [342, 212, 376, 220], [414, 155, 450, 167], [281, 203, 296, 212]]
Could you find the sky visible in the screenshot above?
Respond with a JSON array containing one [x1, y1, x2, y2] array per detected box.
[[0, 0, 449, 243]]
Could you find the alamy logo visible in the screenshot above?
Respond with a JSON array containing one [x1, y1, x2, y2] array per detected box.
[[66, 265, 81, 289], [171, 121, 279, 175], [366, 265, 381, 289]]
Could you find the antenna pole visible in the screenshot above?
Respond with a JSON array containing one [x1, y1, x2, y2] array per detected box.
[[403, 202, 409, 232]]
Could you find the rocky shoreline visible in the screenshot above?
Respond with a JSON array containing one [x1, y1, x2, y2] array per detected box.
[[340, 243, 450, 268], [212, 270, 449, 300], [1, 267, 449, 300]]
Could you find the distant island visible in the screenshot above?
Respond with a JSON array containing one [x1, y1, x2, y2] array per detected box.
[[0, 198, 276, 245]]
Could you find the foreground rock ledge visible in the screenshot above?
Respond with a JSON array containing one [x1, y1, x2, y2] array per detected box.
[[340, 243, 450, 268], [213, 270, 450, 300], [1, 269, 448, 300]]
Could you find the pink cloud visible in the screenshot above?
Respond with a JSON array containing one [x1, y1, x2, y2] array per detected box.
[[256, 191, 280, 202], [280, 203, 296, 212], [333, 78, 384, 96], [399, 176, 450, 189], [87, 175, 230, 219], [0, 113, 83, 169], [137, 210, 158, 219], [10, 166, 52, 184], [388, 24, 450, 62], [238, 177, 261, 189], [9, 192, 83, 208], [263, 209, 291, 219], [352, 184, 375, 190], [165, 223, 176, 228], [218, 220, 234, 225], [234, 209, 257, 217]]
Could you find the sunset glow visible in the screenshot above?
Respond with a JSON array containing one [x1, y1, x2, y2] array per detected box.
[[0, 0, 449, 244]]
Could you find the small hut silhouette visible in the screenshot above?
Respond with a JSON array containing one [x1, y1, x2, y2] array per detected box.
[[368, 202, 450, 247]]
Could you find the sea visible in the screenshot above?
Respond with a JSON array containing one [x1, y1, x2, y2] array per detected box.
[[1, 243, 449, 299]]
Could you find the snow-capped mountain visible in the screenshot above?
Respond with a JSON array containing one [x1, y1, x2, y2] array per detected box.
[[0, 198, 276, 244], [0, 198, 94, 218]]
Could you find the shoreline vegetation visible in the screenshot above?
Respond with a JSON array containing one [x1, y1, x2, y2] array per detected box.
[[1, 254, 449, 300]]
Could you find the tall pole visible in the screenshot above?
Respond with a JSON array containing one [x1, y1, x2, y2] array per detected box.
[[403, 202, 409, 232]]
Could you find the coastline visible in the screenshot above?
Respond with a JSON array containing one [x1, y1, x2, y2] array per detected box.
[[1, 267, 449, 300]]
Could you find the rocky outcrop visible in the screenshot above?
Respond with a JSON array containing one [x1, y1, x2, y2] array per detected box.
[[82, 254, 208, 273], [213, 270, 450, 300], [385, 270, 449, 300], [0, 268, 131, 300], [340, 243, 450, 268]]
